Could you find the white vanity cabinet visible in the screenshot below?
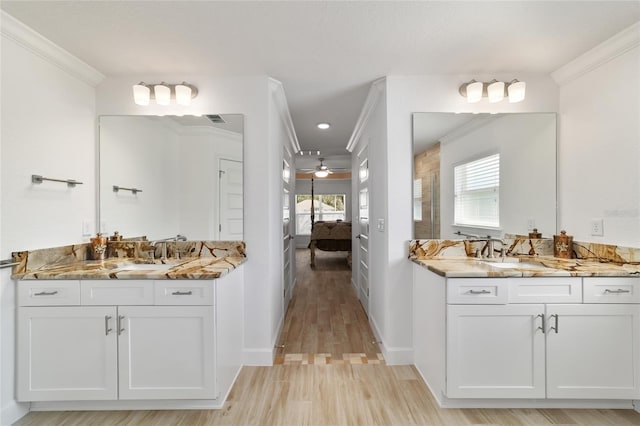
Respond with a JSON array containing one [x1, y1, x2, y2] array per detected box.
[[17, 267, 244, 407], [413, 265, 640, 405], [17, 303, 118, 401]]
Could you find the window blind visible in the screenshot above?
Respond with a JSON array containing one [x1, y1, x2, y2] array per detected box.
[[454, 153, 500, 227]]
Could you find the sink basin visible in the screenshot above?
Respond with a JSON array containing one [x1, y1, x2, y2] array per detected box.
[[119, 262, 178, 271], [482, 261, 547, 270]]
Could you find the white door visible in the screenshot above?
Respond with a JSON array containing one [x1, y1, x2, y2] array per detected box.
[[546, 304, 640, 399], [282, 152, 295, 307], [356, 145, 370, 313], [118, 306, 215, 400], [219, 158, 243, 240], [17, 306, 118, 401], [447, 304, 546, 399]]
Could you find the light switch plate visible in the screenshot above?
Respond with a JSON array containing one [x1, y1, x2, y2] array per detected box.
[[82, 221, 93, 236], [377, 218, 385, 232]]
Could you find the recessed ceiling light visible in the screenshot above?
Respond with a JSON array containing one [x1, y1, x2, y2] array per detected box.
[[317, 122, 330, 130]]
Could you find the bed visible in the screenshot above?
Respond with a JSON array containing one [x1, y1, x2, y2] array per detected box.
[[309, 221, 352, 268]]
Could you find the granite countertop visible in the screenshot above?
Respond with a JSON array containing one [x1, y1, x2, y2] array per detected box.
[[13, 256, 247, 280], [412, 256, 640, 278]]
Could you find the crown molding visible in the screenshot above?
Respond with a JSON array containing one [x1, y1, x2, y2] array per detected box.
[[552, 21, 640, 86], [269, 78, 301, 154], [1, 11, 105, 87], [346, 77, 386, 152]]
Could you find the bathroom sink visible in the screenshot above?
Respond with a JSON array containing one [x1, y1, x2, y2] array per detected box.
[[119, 262, 179, 271], [482, 261, 547, 270]]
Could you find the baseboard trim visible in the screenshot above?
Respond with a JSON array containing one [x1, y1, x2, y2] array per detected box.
[[438, 396, 634, 410], [1, 400, 30, 425], [30, 399, 223, 412], [243, 347, 275, 366], [368, 315, 413, 365]]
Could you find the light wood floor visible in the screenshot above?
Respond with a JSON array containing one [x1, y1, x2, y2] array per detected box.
[[15, 249, 640, 425], [275, 249, 381, 364]]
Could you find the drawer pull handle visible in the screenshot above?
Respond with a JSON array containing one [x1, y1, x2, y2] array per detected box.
[[117, 315, 125, 335], [105, 315, 112, 336], [536, 314, 545, 334], [34, 291, 58, 296], [468, 289, 491, 295], [604, 288, 631, 294], [172, 291, 193, 296], [550, 314, 559, 334]]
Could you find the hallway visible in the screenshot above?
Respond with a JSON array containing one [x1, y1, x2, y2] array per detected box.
[[275, 249, 382, 364], [15, 250, 640, 425]]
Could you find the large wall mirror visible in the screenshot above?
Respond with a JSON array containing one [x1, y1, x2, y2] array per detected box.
[[412, 112, 556, 240], [99, 114, 243, 241]]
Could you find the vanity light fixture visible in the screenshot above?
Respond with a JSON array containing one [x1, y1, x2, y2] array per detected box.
[[487, 80, 505, 103], [507, 80, 526, 103], [299, 150, 321, 156], [459, 79, 526, 104], [132, 81, 199, 106], [317, 122, 331, 130]]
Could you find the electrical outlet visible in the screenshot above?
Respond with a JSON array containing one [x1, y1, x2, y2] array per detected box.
[[377, 218, 385, 232], [82, 221, 93, 236], [591, 218, 604, 236], [100, 221, 108, 233]]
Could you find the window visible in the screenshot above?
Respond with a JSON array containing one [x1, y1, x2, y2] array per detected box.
[[454, 153, 500, 228], [413, 178, 422, 221], [295, 194, 346, 235]]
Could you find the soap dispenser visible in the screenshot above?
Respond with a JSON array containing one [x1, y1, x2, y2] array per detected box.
[[89, 233, 108, 261], [553, 230, 573, 259]]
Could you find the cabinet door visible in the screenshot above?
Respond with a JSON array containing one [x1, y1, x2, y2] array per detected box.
[[546, 304, 640, 399], [117, 306, 215, 400], [17, 306, 118, 401], [447, 304, 546, 399]]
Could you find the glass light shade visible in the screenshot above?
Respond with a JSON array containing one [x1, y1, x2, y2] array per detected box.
[[317, 122, 330, 130], [154, 84, 171, 106], [175, 84, 192, 106], [314, 170, 329, 178], [466, 81, 484, 103], [508, 81, 526, 103], [487, 81, 505, 103], [133, 84, 150, 106]]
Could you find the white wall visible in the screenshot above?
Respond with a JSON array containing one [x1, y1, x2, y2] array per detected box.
[[377, 74, 559, 363], [440, 113, 557, 239], [294, 178, 352, 248], [555, 29, 640, 246], [1, 14, 102, 424], [96, 75, 280, 365]]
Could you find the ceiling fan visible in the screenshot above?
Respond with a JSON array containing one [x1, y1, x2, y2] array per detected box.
[[299, 158, 347, 178]]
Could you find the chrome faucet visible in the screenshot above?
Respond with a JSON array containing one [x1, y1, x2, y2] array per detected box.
[[149, 235, 188, 260], [484, 238, 505, 259]]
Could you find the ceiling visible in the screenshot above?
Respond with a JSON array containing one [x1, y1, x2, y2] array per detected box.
[[3, 1, 639, 160]]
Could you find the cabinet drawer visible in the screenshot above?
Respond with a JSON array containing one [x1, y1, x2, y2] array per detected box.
[[18, 281, 80, 306], [447, 279, 508, 304], [583, 277, 640, 303], [508, 277, 582, 303], [155, 281, 213, 306], [81, 281, 154, 305]]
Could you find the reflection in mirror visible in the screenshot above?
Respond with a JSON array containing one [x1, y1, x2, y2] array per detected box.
[[413, 113, 556, 240], [99, 115, 243, 241]]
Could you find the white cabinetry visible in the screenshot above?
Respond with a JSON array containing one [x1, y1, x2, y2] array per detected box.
[[413, 265, 640, 406], [17, 269, 244, 407], [546, 303, 640, 399], [447, 304, 545, 399], [17, 305, 118, 401]]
